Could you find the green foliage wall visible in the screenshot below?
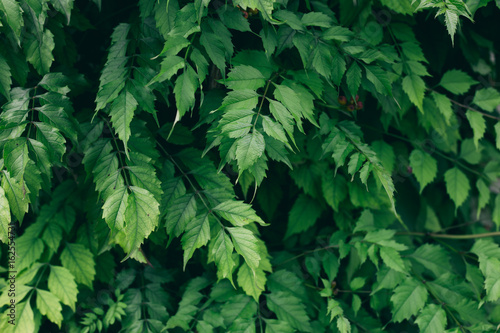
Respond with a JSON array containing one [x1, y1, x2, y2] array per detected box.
[[1, 0, 500, 332]]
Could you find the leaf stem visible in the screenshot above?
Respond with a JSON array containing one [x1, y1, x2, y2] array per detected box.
[[253, 79, 272, 128]]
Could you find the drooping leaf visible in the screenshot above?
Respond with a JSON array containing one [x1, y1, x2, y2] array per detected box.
[[235, 130, 266, 173], [465, 111, 486, 149], [402, 74, 425, 112], [181, 212, 210, 269], [48, 265, 78, 311], [444, 167, 470, 210], [237, 262, 266, 301], [408, 150, 437, 193], [36, 289, 63, 328], [60, 243, 96, 288], [109, 89, 137, 158], [391, 277, 428, 322], [227, 226, 261, 271], [267, 292, 312, 332], [211, 229, 236, 283]]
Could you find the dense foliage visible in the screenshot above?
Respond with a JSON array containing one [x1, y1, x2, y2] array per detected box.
[[1, 0, 500, 332]]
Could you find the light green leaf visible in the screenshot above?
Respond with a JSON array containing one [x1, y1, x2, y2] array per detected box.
[[371, 141, 395, 174], [380, 247, 406, 273], [234, 0, 275, 21], [213, 200, 266, 226], [391, 278, 428, 322], [346, 62, 362, 99], [476, 179, 490, 219], [109, 89, 137, 158], [219, 109, 255, 138], [0, 186, 10, 243], [102, 186, 128, 234], [444, 167, 470, 210], [174, 65, 199, 118], [493, 194, 500, 230], [264, 319, 294, 333], [409, 244, 452, 277], [226, 65, 266, 90], [301, 12, 333, 27], [473, 87, 500, 112], [36, 289, 63, 328], [267, 292, 312, 332], [0, 55, 11, 100], [402, 74, 425, 112], [165, 193, 197, 238], [227, 227, 261, 270], [0, 301, 35, 333], [211, 229, 235, 283], [182, 212, 210, 269], [432, 92, 453, 125], [444, 9, 459, 44], [123, 186, 160, 257], [237, 262, 266, 301], [268, 100, 294, 138], [261, 115, 288, 146], [25, 30, 55, 75], [409, 149, 437, 193], [439, 69, 477, 95], [34, 122, 66, 162], [322, 26, 354, 42], [495, 122, 500, 150], [235, 130, 265, 173], [482, 257, 500, 302], [3, 138, 29, 181], [415, 304, 447, 333], [60, 243, 96, 288], [466, 111, 486, 149], [285, 194, 323, 238], [0, 0, 24, 43], [48, 265, 78, 311], [364, 65, 392, 96], [337, 316, 351, 333]]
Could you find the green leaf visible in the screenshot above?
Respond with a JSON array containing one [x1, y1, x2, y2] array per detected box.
[[219, 109, 255, 138], [402, 75, 425, 112], [235, 130, 265, 173], [0, 0, 24, 43], [34, 122, 66, 162], [1, 171, 29, 223], [493, 194, 500, 229], [0, 301, 35, 333], [123, 186, 160, 257], [476, 179, 490, 219], [465, 111, 486, 149], [234, 0, 275, 21], [50, 0, 74, 25], [265, 319, 294, 333], [439, 69, 477, 95], [227, 227, 261, 270], [321, 172, 347, 211], [174, 65, 199, 118], [261, 115, 289, 146], [472, 87, 500, 112], [3, 138, 29, 181], [109, 89, 137, 158], [36, 289, 63, 328], [322, 26, 354, 42], [444, 9, 459, 44], [409, 244, 452, 277], [0, 186, 10, 243], [273, 82, 317, 130], [364, 65, 392, 96], [0, 55, 11, 100], [226, 65, 266, 90], [380, 246, 406, 274], [48, 265, 78, 311], [60, 243, 96, 288], [431, 92, 453, 125], [211, 229, 236, 283], [102, 186, 128, 234], [444, 167, 470, 210], [482, 257, 500, 302], [166, 193, 197, 238], [337, 316, 351, 333], [285, 194, 323, 238], [25, 30, 55, 75], [267, 292, 312, 332], [346, 62, 362, 99], [391, 278, 428, 322], [415, 304, 447, 333], [213, 200, 267, 226], [181, 212, 210, 269], [495, 122, 500, 150], [237, 262, 266, 301], [409, 149, 437, 193]]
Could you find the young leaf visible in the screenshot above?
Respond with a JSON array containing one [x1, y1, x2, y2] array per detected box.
[[60, 243, 96, 289], [408, 149, 437, 193], [482, 257, 500, 302], [182, 212, 210, 269], [235, 130, 265, 173], [48, 265, 78, 311], [439, 69, 477, 95], [380, 247, 406, 274], [102, 185, 128, 234], [227, 226, 261, 270], [391, 277, 428, 322], [465, 111, 486, 149], [109, 89, 137, 158], [211, 229, 236, 283], [444, 167, 470, 210], [237, 262, 266, 301], [226, 65, 266, 90]]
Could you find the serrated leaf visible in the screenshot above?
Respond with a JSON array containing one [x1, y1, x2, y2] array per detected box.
[[102, 186, 128, 234], [346, 62, 362, 99], [25, 30, 55, 75], [285, 194, 323, 238], [321, 172, 347, 211], [34, 122, 66, 162], [234, 0, 275, 21], [60, 243, 96, 288], [439, 69, 477, 95], [211, 229, 235, 283], [182, 212, 210, 269], [0, 0, 23, 43], [165, 193, 197, 238], [48, 265, 78, 311], [495, 122, 500, 150], [3, 138, 29, 181], [409, 244, 452, 277], [473, 87, 500, 112], [226, 65, 266, 90], [465, 111, 486, 149], [36, 289, 63, 328], [261, 115, 288, 145], [415, 304, 447, 333], [0, 301, 34, 333], [109, 89, 137, 158], [402, 74, 425, 112], [409, 149, 437, 193], [432, 92, 453, 124], [493, 194, 500, 229], [364, 65, 392, 96], [444, 167, 470, 210], [237, 262, 266, 301], [391, 278, 428, 322], [380, 246, 406, 273], [0, 186, 10, 243], [322, 26, 354, 42], [482, 257, 500, 302], [174, 65, 199, 118], [1, 171, 29, 223], [235, 130, 265, 173], [50, 0, 74, 25], [0, 55, 11, 100], [227, 227, 261, 270], [265, 319, 294, 333], [267, 292, 312, 332], [213, 200, 267, 226], [337, 316, 351, 333]]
